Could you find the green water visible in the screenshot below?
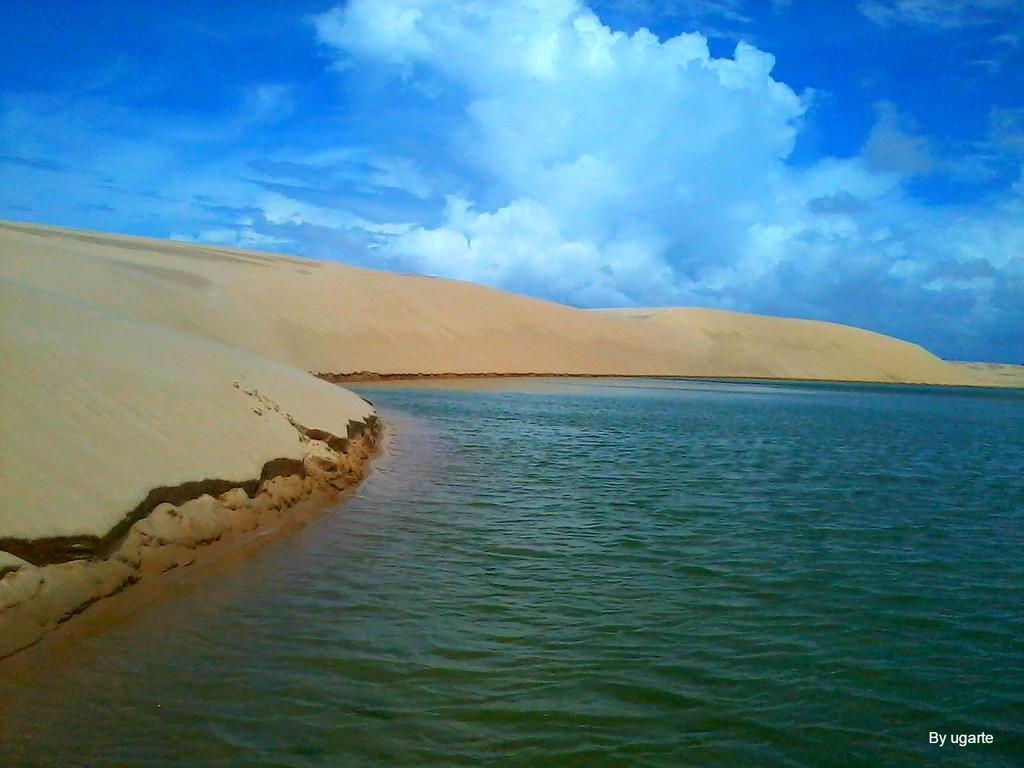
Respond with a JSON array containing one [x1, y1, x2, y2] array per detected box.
[[1, 379, 1022, 767]]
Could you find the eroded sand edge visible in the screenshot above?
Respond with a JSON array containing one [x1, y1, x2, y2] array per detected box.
[[0, 416, 381, 660]]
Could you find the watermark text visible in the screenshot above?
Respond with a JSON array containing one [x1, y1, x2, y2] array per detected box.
[[929, 732, 994, 748]]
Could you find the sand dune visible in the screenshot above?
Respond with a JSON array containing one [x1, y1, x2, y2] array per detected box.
[[1, 219, 1021, 655], [2, 220, 1017, 386], [0, 225, 386, 655], [1, 280, 374, 544]]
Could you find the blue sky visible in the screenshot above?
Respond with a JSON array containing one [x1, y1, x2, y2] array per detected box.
[[1, 0, 1022, 362]]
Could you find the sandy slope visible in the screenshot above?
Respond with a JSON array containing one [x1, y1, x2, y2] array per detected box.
[[1, 269, 378, 655], [2, 221, 1018, 388], [949, 361, 1024, 387], [0, 219, 1020, 544], [1, 279, 374, 543]]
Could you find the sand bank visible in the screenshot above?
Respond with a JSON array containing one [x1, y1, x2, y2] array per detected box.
[[0, 422, 379, 660], [0, 276, 380, 657]]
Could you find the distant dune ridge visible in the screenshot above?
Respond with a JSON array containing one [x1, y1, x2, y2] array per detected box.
[[0, 220, 1021, 656], [2, 221, 1020, 384]]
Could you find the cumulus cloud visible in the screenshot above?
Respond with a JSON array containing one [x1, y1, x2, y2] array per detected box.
[[3, 1, 1020, 361], [314, 0, 805, 305], [307, 0, 1023, 361]]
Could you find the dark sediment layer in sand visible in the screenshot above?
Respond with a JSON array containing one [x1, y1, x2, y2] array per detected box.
[[0, 417, 382, 660]]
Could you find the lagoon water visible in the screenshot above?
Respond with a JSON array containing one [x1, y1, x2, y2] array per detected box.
[[1, 380, 1022, 767]]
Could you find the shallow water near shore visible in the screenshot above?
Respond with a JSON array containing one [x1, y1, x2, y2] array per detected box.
[[1, 379, 1022, 767]]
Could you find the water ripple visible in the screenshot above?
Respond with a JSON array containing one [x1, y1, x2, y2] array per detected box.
[[1, 381, 1022, 767]]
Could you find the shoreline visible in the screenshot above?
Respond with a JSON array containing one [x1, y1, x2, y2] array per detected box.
[[0, 415, 383, 661], [318, 370, 1024, 390], [6, 221, 1019, 393], [2, 221, 1020, 662]]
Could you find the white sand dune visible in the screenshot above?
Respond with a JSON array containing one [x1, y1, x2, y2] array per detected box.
[[2, 219, 1020, 541], [2, 221, 1018, 387], [1, 239, 380, 655], [2, 219, 1021, 655], [1, 280, 373, 543]]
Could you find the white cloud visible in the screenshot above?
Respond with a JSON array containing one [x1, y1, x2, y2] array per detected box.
[[170, 228, 290, 248], [259, 191, 413, 236], [4, 1, 1021, 361], [315, 0, 805, 305], [309, 0, 1024, 361], [390, 194, 676, 304]]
